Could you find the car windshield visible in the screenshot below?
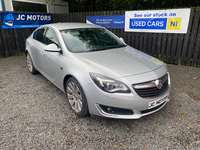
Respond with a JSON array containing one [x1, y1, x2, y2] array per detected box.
[[60, 28, 125, 53]]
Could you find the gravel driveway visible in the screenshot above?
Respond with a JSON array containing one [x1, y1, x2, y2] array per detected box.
[[0, 56, 200, 150]]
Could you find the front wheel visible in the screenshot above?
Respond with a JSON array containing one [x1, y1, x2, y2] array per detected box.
[[26, 52, 38, 74], [65, 77, 88, 117]]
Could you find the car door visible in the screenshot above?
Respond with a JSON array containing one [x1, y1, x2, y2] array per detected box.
[[40, 28, 62, 82], [31, 28, 46, 70]]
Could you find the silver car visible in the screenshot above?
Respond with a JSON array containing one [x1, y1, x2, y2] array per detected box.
[[25, 23, 170, 119]]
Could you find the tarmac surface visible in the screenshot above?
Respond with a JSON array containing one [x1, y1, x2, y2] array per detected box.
[[0, 56, 200, 149]]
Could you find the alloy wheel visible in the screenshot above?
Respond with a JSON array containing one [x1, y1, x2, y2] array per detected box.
[[67, 81, 83, 113], [27, 53, 33, 72]]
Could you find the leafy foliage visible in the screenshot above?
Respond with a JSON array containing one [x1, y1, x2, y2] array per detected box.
[[46, 0, 200, 12]]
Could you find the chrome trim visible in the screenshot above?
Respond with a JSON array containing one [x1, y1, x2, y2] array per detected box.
[[95, 104, 142, 119], [132, 73, 170, 100], [95, 92, 170, 119], [133, 73, 168, 89], [167, 72, 171, 86]]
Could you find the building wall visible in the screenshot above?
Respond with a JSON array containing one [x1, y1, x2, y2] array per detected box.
[[4, 0, 13, 11], [0, 0, 2, 11], [1, 0, 69, 13]]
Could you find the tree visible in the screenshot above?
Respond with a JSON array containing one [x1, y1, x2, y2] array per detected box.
[[46, 0, 200, 12]]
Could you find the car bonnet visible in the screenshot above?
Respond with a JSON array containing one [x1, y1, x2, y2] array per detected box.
[[71, 46, 165, 79]]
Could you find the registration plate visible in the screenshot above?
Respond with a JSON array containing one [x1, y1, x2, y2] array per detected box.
[[148, 94, 169, 109]]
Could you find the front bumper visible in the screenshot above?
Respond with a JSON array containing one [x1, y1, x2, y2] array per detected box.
[[95, 93, 170, 119], [83, 70, 170, 119]]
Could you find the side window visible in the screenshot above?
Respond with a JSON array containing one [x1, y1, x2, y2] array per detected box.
[[45, 29, 59, 47], [35, 28, 45, 43], [33, 30, 38, 39]]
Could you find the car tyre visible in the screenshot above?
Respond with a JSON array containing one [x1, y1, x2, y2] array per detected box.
[[26, 52, 38, 74], [65, 77, 89, 117]]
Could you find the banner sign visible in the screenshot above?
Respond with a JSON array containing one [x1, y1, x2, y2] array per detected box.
[[86, 15, 124, 28], [0, 12, 53, 29], [125, 8, 191, 33]]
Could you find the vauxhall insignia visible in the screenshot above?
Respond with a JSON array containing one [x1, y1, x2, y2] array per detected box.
[[156, 80, 163, 89]]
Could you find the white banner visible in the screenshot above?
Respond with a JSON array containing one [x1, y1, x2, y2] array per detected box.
[[125, 8, 191, 33]]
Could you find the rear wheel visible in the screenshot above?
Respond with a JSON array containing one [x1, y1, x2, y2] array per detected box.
[[65, 77, 88, 117], [26, 52, 38, 74]]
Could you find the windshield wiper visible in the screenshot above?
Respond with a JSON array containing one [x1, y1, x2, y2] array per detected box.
[[104, 45, 126, 49], [116, 45, 127, 48], [88, 45, 126, 52], [88, 48, 107, 52]]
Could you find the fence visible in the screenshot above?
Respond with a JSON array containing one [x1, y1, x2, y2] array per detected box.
[[0, 7, 200, 67]]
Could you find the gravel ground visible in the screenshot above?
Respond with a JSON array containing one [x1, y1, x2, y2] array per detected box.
[[0, 56, 200, 150]]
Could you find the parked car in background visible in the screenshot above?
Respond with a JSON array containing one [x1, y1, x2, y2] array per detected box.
[[25, 23, 170, 119]]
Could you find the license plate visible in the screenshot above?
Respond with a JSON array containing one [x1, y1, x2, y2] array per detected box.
[[148, 94, 169, 109]]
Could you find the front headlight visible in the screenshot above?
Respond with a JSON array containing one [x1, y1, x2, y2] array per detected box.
[[90, 73, 131, 93]]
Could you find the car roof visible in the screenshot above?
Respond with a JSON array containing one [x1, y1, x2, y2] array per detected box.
[[44, 23, 103, 30]]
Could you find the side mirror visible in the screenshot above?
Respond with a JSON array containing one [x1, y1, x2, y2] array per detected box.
[[119, 37, 126, 44], [44, 43, 61, 53]]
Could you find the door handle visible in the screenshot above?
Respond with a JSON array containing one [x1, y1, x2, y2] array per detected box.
[[41, 52, 44, 56]]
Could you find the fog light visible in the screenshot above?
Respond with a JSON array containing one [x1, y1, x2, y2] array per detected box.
[[107, 107, 114, 113], [99, 104, 134, 115]]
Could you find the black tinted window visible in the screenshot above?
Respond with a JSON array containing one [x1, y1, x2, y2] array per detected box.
[[13, 1, 47, 13], [35, 29, 45, 43], [33, 30, 37, 39]]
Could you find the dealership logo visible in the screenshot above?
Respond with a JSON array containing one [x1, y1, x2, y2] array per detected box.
[[3, 13, 14, 27]]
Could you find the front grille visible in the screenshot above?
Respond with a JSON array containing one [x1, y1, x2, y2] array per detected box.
[[133, 74, 169, 98]]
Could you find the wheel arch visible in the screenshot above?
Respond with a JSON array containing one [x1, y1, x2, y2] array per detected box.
[[63, 74, 73, 93], [63, 72, 91, 94], [25, 50, 28, 56], [63, 74, 89, 116]]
